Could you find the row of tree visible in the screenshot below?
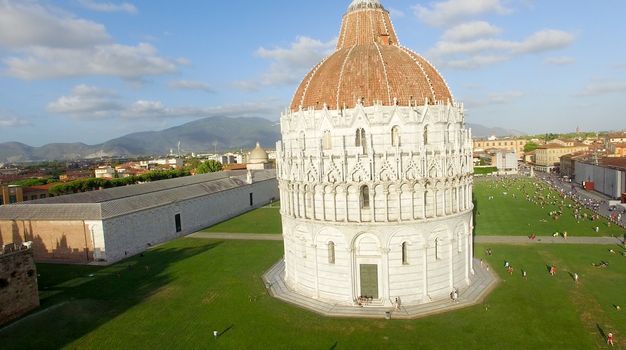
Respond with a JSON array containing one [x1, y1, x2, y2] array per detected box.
[[49, 169, 191, 196]]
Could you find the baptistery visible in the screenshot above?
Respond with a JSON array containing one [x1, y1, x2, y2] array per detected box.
[[276, 0, 474, 307]]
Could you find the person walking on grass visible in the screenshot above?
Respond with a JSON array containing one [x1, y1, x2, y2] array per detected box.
[[607, 332, 614, 347]]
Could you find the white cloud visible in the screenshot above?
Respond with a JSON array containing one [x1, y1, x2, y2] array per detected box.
[[5, 43, 179, 80], [47, 84, 124, 118], [0, 116, 30, 127], [545, 56, 576, 65], [578, 81, 626, 96], [442, 21, 501, 42], [120, 100, 281, 120], [0, 1, 180, 81], [464, 90, 524, 108], [413, 0, 510, 27], [447, 55, 509, 69], [48, 85, 282, 120], [429, 29, 575, 69], [168, 80, 215, 93], [235, 36, 336, 90], [0, 0, 110, 49], [77, 0, 137, 14], [388, 8, 405, 18]]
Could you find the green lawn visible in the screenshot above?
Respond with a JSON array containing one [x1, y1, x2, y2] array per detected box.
[[203, 203, 281, 234], [473, 177, 624, 236], [2, 239, 626, 349]]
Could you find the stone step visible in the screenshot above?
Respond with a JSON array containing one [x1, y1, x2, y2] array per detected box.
[[264, 258, 500, 319]]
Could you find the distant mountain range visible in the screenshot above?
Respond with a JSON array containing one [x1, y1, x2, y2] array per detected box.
[[467, 123, 526, 138], [0, 117, 525, 163]]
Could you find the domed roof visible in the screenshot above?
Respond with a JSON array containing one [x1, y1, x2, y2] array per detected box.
[[290, 0, 453, 112], [249, 142, 269, 164]]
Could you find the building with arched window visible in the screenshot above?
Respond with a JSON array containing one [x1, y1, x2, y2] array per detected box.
[[275, 0, 474, 308]]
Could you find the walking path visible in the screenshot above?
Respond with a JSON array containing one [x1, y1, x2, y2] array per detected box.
[[190, 232, 623, 245], [189, 232, 283, 241]]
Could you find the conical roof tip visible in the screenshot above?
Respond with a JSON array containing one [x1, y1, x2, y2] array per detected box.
[[348, 0, 383, 11]]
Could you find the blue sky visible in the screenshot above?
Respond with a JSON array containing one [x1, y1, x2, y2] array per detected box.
[[0, 0, 625, 146]]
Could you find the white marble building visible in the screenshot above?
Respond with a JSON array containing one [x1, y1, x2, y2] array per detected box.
[[276, 0, 474, 307]]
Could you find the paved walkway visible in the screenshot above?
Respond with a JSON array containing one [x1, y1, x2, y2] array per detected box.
[[190, 232, 624, 245], [475, 235, 623, 245], [188, 232, 283, 241]]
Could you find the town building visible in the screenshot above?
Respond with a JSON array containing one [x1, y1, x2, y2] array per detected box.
[[0, 243, 39, 326], [274, 0, 476, 309], [0, 170, 278, 264], [94, 166, 116, 179], [138, 158, 184, 170], [559, 152, 589, 178], [0, 185, 23, 205], [246, 143, 273, 170], [574, 157, 626, 199], [607, 132, 626, 144], [492, 150, 518, 175], [608, 143, 626, 157], [473, 138, 527, 159], [534, 144, 589, 172]]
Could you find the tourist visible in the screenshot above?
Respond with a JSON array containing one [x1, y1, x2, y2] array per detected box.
[[608, 332, 614, 346], [574, 273, 579, 284], [504, 260, 510, 268], [213, 330, 219, 338], [394, 297, 401, 311], [522, 270, 527, 280], [549, 265, 556, 276], [563, 231, 568, 240]]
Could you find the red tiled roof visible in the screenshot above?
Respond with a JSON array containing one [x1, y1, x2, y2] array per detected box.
[[290, 3, 452, 112]]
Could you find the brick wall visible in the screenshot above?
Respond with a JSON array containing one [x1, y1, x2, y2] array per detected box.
[[0, 247, 39, 326]]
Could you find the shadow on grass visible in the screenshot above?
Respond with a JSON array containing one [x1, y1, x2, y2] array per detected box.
[[220, 324, 234, 337], [0, 240, 222, 350], [329, 341, 339, 350], [597, 323, 606, 341]]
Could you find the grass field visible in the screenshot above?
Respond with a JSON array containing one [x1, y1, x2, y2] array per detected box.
[[203, 202, 281, 234], [473, 177, 624, 236], [2, 238, 626, 349]]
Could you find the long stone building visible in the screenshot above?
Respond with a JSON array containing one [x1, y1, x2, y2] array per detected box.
[[0, 170, 278, 264], [275, 0, 475, 308]]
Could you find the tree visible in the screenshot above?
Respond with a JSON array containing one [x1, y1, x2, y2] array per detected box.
[[197, 160, 223, 174], [524, 142, 539, 153]]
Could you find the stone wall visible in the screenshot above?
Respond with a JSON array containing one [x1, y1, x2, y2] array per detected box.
[[0, 221, 94, 263], [0, 247, 39, 325]]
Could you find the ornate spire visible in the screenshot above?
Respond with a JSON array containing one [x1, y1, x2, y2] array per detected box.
[[348, 0, 383, 11]]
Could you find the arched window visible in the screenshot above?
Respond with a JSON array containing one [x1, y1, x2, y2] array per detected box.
[[355, 128, 365, 147], [423, 125, 429, 145], [402, 242, 408, 265], [391, 126, 400, 147], [299, 131, 306, 150], [360, 185, 370, 209], [328, 241, 336, 264], [355, 128, 368, 154], [322, 130, 332, 150]]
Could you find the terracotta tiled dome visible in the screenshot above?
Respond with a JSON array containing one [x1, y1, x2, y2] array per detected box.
[[290, 0, 453, 112]]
